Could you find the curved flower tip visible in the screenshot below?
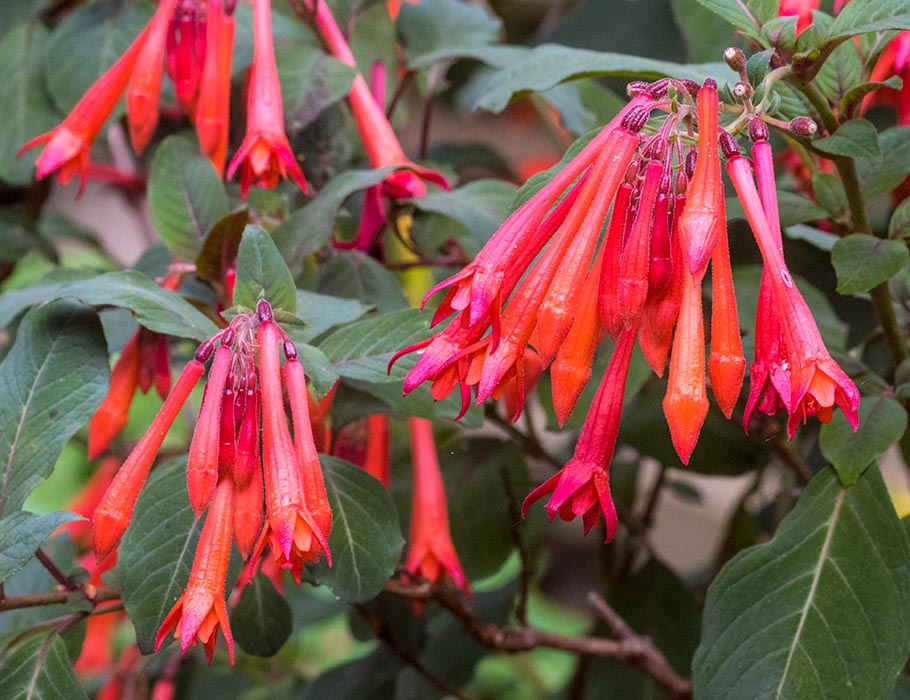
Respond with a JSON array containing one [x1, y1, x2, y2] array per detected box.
[[522, 462, 619, 542], [663, 391, 709, 465], [155, 591, 234, 665], [404, 539, 471, 598], [226, 131, 309, 199], [786, 358, 859, 438], [18, 129, 92, 188]]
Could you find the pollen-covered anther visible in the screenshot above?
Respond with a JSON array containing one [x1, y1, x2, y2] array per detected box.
[[749, 118, 770, 143]]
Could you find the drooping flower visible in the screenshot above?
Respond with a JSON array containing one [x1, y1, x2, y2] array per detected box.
[[227, 0, 308, 198], [333, 414, 391, 487], [155, 476, 235, 664], [195, 0, 236, 173], [403, 418, 470, 595]]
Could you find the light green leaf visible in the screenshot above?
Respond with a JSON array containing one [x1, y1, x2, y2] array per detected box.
[[292, 290, 370, 343], [0, 511, 83, 583], [276, 43, 355, 133], [233, 225, 297, 313], [694, 0, 775, 38], [828, 0, 910, 41], [831, 233, 909, 294], [813, 118, 882, 161], [693, 466, 910, 699], [0, 302, 107, 519]]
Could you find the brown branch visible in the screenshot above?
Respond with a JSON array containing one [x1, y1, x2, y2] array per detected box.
[[0, 586, 120, 613], [385, 580, 692, 699], [34, 548, 69, 586]]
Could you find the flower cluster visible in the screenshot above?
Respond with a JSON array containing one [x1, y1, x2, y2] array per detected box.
[[92, 300, 331, 662], [396, 74, 859, 542]]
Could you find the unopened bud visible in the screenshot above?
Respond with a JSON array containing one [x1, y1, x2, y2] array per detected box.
[[723, 47, 747, 73], [788, 116, 818, 136], [685, 149, 697, 179], [680, 79, 702, 97], [646, 137, 668, 161], [256, 299, 273, 322], [622, 106, 650, 133], [733, 81, 752, 100], [703, 78, 717, 91], [675, 170, 688, 195], [627, 80, 650, 97], [648, 78, 670, 98], [659, 174, 671, 194], [221, 328, 235, 347], [195, 338, 216, 363], [748, 118, 769, 143], [624, 159, 641, 184], [719, 131, 740, 159], [283, 340, 298, 360]]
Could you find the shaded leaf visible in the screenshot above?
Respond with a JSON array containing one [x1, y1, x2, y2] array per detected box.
[[0, 511, 82, 583], [292, 290, 370, 343], [233, 225, 297, 313], [0, 633, 88, 700], [0, 302, 107, 519], [309, 455, 403, 603], [831, 233, 909, 294], [693, 0, 771, 38], [813, 118, 882, 161], [693, 467, 910, 699], [230, 574, 292, 658], [315, 251, 409, 312], [298, 647, 402, 700], [194, 209, 249, 284], [828, 0, 910, 41], [276, 42, 355, 133], [398, 0, 502, 69], [820, 396, 907, 485]]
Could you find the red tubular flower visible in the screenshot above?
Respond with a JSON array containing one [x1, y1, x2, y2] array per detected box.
[[234, 460, 264, 561], [334, 415, 392, 487], [18, 20, 153, 187], [778, 0, 821, 34], [126, 0, 180, 153], [195, 0, 235, 174], [66, 457, 121, 551], [663, 267, 708, 465], [724, 134, 859, 436], [865, 31, 910, 125], [249, 310, 329, 582], [403, 418, 470, 596], [598, 178, 634, 339], [155, 475, 235, 664], [166, 2, 207, 115], [88, 335, 141, 460], [523, 324, 638, 542], [678, 79, 723, 279], [187, 343, 232, 516], [227, 0, 308, 198], [93, 353, 207, 562]]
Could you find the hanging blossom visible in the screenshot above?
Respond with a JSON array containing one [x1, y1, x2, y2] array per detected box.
[[92, 300, 331, 662], [394, 67, 860, 541]]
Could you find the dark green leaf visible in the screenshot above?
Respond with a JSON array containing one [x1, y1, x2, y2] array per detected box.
[[233, 225, 297, 312], [542, 79, 625, 136], [813, 118, 882, 161], [309, 455, 403, 603], [273, 167, 398, 266], [840, 76, 903, 114], [815, 40, 863, 104], [812, 172, 849, 218], [294, 342, 339, 399], [0, 511, 82, 583], [291, 290, 370, 343], [857, 127, 910, 200], [0, 270, 220, 341], [397, 0, 502, 69], [831, 233, 909, 294], [472, 45, 728, 113], [890, 199, 910, 240], [314, 251, 409, 312], [820, 396, 907, 485], [726, 191, 828, 228], [0, 302, 107, 519], [693, 466, 910, 699], [194, 209, 249, 284], [693, 0, 776, 38], [671, 0, 747, 63], [0, 633, 88, 700], [895, 676, 910, 699], [276, 43, 355, 133], [319, 309, 430, 383], [0, 24, 60, 185], [44, 2, 149, 113], [118, 458, 203, 653], [828, 0, 910, 41], [0, 210, 57, 264], [298, 647, 402, 700], [230, 573, 292, 657], [148, 136, 230, 262]]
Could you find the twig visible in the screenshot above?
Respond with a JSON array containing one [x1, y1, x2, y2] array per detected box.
[[0, 586, 120, 613], [34, 549, 69, 587], [418, 66, 442, 160], [385, 580, 692, 699], [498, 463, 532, 626]]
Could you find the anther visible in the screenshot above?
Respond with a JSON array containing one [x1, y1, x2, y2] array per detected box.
[[195, 338, 216, 364], [256, 299, 273, 322], [788, 116, 818, 136], [622, 106, 651, 133], [627, 80, 650, 97], [684, 149, 697, 179], [648, 78, 670, 99], [719, 131, 741, 159], [283, 340, 298, 361], [221, 328, 235, 347], [703, 78, 717, 90], [748, 118, 769, 143]]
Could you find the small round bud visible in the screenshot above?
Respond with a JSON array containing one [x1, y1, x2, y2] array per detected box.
[[283, 340, 298, 361], [748, 118, 769, 143], [719, 131, 741, 159], [675, 170, 688, 195], [788, 116, 818, 136], [624, 159, 641, 184], [256, 299, 273, 322], [221, 328, 235, 347], [684, 149, 697, 179], [703, 78, 717, 91], [648, 78, 670, 98], [627, 80, 650, 97], [723, 47, 747, 73], [659, 174, 671, 194], [732, 81, 753, 100], [195, 338, 216, 363], [621, 106, 650, 133]]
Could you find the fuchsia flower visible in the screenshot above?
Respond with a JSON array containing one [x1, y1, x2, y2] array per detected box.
[[228, 0, 309, 198], [778, 0, 820, 34], [403, 418, 470, 595]]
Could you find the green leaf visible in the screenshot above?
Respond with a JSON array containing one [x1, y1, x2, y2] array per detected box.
[[233, 225, 297, 313], [275, 42, 355, 133], [309, 455, 403, 603], [828, 0, 910, 41], [117, 458, 203, 653], [315, 251, 409, 312], [0, 24, 60, 185], [840, 76, 903, 114], [831, 233, 909, 294], [273, 167, 400, 267], [412, 180, 516, 253], [397, 0, 502, 69], [293, 342, 339, 400], [319, 309, 431, 383], [471, 45, 728, 113], [812, 172, 849, 219], [889, 199, 910, 240], [299, 647, 403, 700], [857, 127, 910, 200], [0, 511, 82, 583], [43, 2, 149, 113], [813, 118, 882, 161], [0, 301, 107, 519], [820, 396, 907, 485], [693, 466, 910, 699], [0, 270, 220, 341], [229, 573, 292, 658], [194, 208, 249, 284], [0, 633, 89, 700], [693, 0, 775, 38], [815, 40, 863, 105], [148, 136, 230, 262], [291, 290, 370, 343]]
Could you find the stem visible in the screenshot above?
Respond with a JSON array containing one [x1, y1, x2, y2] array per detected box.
[[0, 586, 120, 612], [35, 549, 69, 586]]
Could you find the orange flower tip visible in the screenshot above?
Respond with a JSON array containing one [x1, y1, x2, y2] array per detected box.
[[663, 393, 709, 465], [187, 468, 218, 518], [708, 354, 746, 419], [16, 131, 52, 159], [550, 366, 589, 428], [92, 508, 129, 563]]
